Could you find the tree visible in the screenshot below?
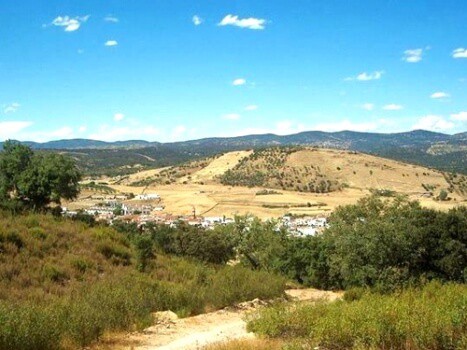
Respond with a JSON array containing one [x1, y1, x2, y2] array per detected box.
[[0, 140, 81, 211], [438, 189, 448, 201]]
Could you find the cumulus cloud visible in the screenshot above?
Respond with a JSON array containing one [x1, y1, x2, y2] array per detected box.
[[245, 105, 258, 111], [0, 121, 33, 140], [105, 40, 118, 47], [452, 48, 467, 59], [403, 48, 424, 63], [171, 125, 187, 139], [451, 111, 467, 121], [361, 103, 374, 111], [89, 125, 161, 142], [311, 120, 380, 132], [222, 113, 241, 120], [232, 78, 246, 86], [3, 102, 20, 114], [50, 15, 89, 32], [430, 92, 450, 99], [218, 14, 266, 30], [346, 71, 384, 81], [224, 121, 305, 137], [192, 15, 203, 26], [114, 113, 125, 121], [412, 115, 454, 131], [104, 15, 119, 23], [383, 104, 403, 111]]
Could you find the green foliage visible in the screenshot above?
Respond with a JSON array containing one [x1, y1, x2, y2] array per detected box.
[[275, 196, 467, 290], [134, 235, 154, 272], [143, 222, 237, 264], [0, 211, 286, 349], [438, 188, 449, 201], [248, 282, 467, 350], [207, 265, 286, 309], [0, 140, 81, 211], [220, 169, 267, 187]]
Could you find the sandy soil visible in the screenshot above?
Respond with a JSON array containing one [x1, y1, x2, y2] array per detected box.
[[95, 289, 340, 350]]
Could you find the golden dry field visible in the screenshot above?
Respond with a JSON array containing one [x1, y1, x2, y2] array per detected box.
[[69, 148, 467, 219]]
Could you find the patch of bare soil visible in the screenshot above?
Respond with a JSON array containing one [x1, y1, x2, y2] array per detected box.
[[94, 289, 340, 350]]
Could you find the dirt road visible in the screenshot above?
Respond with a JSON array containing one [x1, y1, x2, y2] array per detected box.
[[105, 289, 340, 350]]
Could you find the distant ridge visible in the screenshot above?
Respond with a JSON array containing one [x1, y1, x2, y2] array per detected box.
[[1, 129, 460, 150], [1, 129, 466, 174]]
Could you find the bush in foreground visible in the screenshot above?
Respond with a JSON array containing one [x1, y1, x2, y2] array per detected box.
[[248, 281, 467, 350]]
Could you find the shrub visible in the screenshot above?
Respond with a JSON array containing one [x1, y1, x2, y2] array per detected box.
[[248, 282, 467, 350], [207, 266, 286, 309]]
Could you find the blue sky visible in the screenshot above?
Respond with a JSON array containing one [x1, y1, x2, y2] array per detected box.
[[0, 0, 466, 142]]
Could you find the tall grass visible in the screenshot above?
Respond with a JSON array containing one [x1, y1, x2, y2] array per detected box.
[[248, 281, 467, 350], [0, 211, 286, 349]]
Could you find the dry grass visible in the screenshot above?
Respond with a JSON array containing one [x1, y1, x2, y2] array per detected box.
[[179, 150, 253, 184], [203, 339, 284, 350]]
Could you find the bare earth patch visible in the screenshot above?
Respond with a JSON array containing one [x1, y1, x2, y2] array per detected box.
[[94, 289, 340, 350]]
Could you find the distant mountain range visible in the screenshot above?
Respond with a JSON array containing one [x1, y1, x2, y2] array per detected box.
[[2, 130, 466, 175]]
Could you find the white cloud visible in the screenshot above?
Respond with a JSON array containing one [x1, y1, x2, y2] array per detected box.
[[78, 126, 87, 133], [311, 120, 380, 132], [44, 127, 74, 139], [346, 71, 384, 81], [451, 111, 467, 121], [114, 113, 125, 121], [192, 15, 203, 26], [222, 113, 241, 120], [245, 105, 258, 111], [403, 48, 423, 63], [50, 15, 89, 32], [430, 92, 450, 99], [171, 125, 187, 139], [104, 15, 119, 23], [0, 121, 33, 140], [3, 102, 20, 114], [232, 78, 246, 86], [222, 120, 305, 137], [89, 125, 161, 142], [105, 40, 118, 47], [361, 103, 374, 111], [218, 14, 266, 30], [383, 104, 403, 111], [452, 48, 467, 59], [412, 115, 454, 131]]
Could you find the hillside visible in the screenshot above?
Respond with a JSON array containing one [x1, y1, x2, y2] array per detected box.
[[124, 147, 467, 199], [0, 212, 286, 349], [78, 147, 466, 220], [3, 129, 466, 175]]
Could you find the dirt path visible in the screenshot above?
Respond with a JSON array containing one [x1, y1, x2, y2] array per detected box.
[[103, 289, 340, 350]]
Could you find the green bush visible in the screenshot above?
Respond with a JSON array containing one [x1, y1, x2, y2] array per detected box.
[[248, 281, 467, 350], [208, 266, 286, 308]]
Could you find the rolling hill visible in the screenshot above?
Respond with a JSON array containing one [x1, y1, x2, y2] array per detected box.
[[2, 129, 466, 175], [121, 147, 466, 200]]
